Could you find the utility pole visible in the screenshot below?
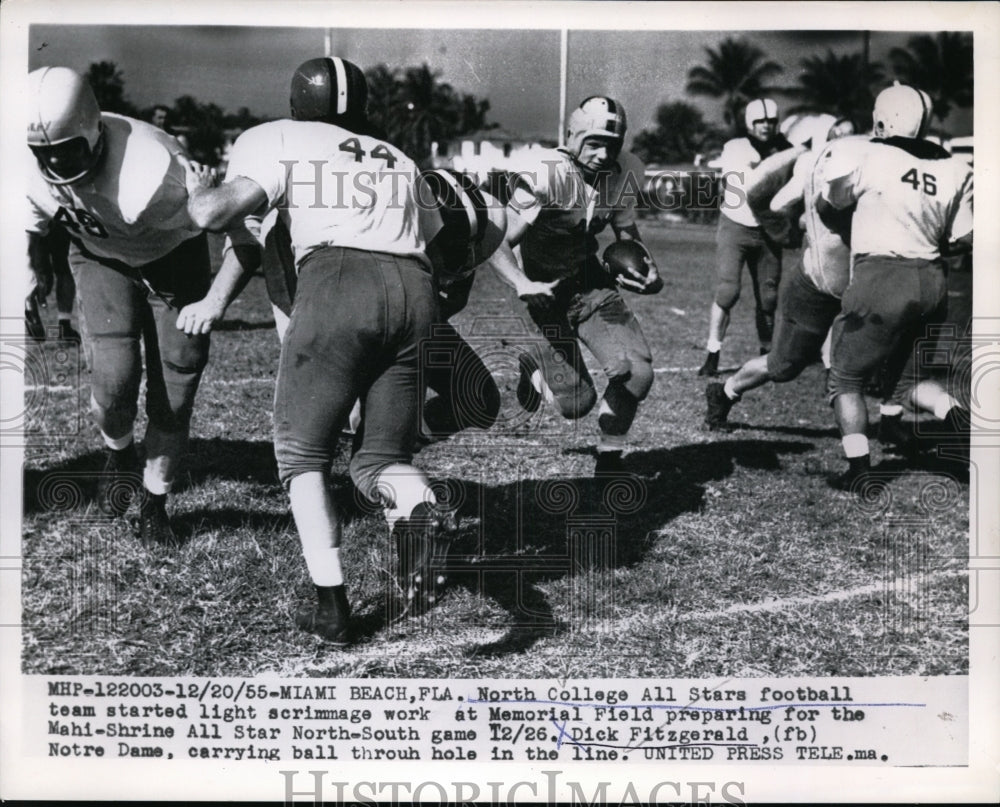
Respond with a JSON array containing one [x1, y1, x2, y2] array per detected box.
[[558, 28, 568, 146]]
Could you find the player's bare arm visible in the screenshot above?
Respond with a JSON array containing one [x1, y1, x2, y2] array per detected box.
[[176, 222, 262, 335], [183, 159, 267, 232], [491, 206, 559, 303], [612, 222, 663, 294]]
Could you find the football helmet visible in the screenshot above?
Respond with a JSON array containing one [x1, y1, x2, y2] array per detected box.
[[419, 169, 506, 280], [873, 82, 933, 139], [290, 57, 368, 129], [565, 96, 627, 157], [744, 98, 779, 130], [27, 66, 104, 185]]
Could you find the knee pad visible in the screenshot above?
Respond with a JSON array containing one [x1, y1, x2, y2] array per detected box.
[[553, 386, 597, 420], [714, 280, 740, 310], [624, 358, 654, 401]]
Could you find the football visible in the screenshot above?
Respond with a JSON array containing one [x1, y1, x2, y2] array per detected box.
[[602, 240, 650, 282]]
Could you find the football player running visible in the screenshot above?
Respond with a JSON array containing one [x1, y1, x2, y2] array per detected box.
[[818, 83, 973, 491], [25, 66, 212, 545], [704, 114, 859, 430], [179, 57, 490, 644], [698, 99, 795, 376], [490, 96, 662, 475]]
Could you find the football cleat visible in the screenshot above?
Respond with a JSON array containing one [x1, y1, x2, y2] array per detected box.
[[58, 320, 81, 342], [697, 351, 720, 377], [137, 491, 179, 547], [594, 450, 626, 475], [295, 585, 352, 647], [96, 443, 141, 517], [392, 502, 458, 617], [877, 413, 919, 455], [827, 456, 886, 497], [704, 382, 736, 431]]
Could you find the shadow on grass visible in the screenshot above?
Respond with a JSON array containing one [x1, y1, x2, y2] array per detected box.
[[23, 438, 282, 516], [437, 438, 814, 659]]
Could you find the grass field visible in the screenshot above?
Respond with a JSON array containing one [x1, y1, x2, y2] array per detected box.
[[20, 221, 971, 678]]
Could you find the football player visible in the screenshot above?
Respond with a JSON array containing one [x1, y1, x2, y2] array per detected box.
[[704, 114, 859, 429], [178, 57, 489, 645], [490, 96, 662, 475], [818, 83, 973, 490], [698, 98, 795, 376], [25, 66, 212, 545]]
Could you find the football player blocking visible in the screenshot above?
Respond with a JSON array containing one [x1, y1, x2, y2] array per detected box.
[[820, 84, 972, 488], [179, 58, 506, 643], [25, 66, 213, 546], [703, 114, 857, 430], [490, 96, 663, 475], [704, 86, 972, 490]]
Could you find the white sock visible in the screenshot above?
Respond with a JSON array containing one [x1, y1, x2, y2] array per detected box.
[[934, 395, 961, 421], [102, 431, 134, 451], [289, 473, 344, 586], [706, 338, 722, 353], [378, 465, 435, 531], [597, 432, 626, 454], [842, 433, 870, 459], [531, 369, 555, 404], [879, 403, 903, 417]]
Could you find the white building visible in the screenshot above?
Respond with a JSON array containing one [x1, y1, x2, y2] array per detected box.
[[430, 128, 553, 184]]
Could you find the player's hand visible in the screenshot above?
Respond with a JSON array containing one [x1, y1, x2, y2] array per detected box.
[[178, 155, 218, 195], [175, 297, 226, 335], [518, 279, 560, 313], [610, 244, 663, 295]]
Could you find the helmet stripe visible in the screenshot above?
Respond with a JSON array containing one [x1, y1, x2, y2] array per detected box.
[[331, 56, 348, 116], [437, 170, 478, 239], [914, 87, 929, 137]]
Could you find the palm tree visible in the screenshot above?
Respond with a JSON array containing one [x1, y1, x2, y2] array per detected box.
[[364, 63, 403, 142], [396, 64, 461, 165], [632, 100, 721, 165], [889, 32, 973, 123], [686, 38, 784, 133], [85, 61, 137, 115], [788, 51, 885, 131]]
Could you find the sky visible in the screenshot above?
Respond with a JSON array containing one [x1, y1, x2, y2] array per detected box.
[[24, 24, 972, 143]]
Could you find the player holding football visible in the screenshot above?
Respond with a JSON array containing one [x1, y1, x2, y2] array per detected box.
[[698, 98, 795, 376], [490, 96, 662, 474], [25, 66, 212, 545], [818, 84, 973, 490], [179, 57, 501, 644], [703, 114, 859, 430]]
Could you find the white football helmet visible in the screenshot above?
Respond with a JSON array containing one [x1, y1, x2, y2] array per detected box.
[[27, 66, 104, 185], [566, 96, 627, 156], [873, 82, 933, 139], [744, 98, 779, 130]]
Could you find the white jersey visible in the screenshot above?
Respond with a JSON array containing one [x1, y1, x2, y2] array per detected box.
[[819, 136, 973, 260], [27, 114, 201, 265], [508, 147, 643, 281], [712, 136, 792, 228], [771, 137, 868, 298], [222, 119, 427, 267]]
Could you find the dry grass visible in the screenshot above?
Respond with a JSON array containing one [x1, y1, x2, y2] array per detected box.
[[21, 223, 970, 678]]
